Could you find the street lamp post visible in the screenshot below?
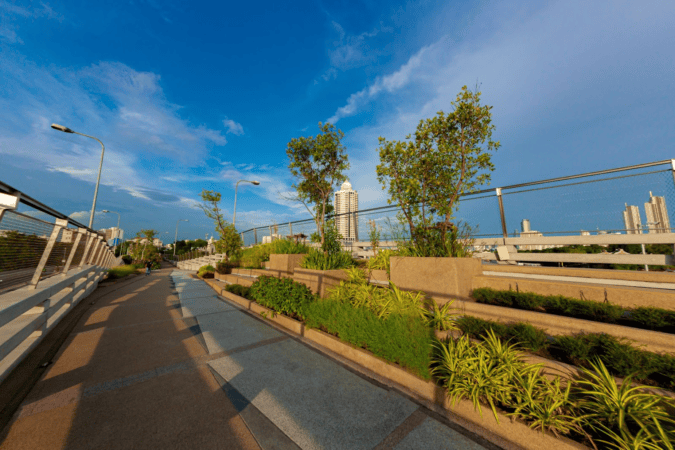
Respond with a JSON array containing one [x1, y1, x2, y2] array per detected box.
[[233, 180, 260, 229], [174, 219, 189, 260], [102, 210, 121, 255], [51, 124, 105, 229]]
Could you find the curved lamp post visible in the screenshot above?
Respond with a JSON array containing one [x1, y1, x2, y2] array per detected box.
[[102, 209, 121, 255], [233, 180, 260, 229], [51, 124, 105, 229], [174, 219, 189, 259]]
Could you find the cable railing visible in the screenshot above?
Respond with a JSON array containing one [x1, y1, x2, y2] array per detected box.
[[238, 159, 675, 268], [0, 180, 122, 383]]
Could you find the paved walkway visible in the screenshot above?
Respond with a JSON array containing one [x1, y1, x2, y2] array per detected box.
[[0, 266, 493, 450]]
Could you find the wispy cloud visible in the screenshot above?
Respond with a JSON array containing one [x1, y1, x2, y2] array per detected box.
[[223, 117, 244, 135], [320, 20, 391, 82]]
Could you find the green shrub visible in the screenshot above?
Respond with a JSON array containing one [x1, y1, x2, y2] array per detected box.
[[197, 264, 216, 278], [269, 238, 310, 254], [216, 260, 235, 274], [300, 248, 355, 270], [472, 288, 675, 334], [305, 298, 434, 380], [456, 316, 675, 390], [230, 244, 273, 268], [107, 265, 138, 280], [628, 307, 675, 332], [249, 276, 316, 320], [223, 283, 252, 299]]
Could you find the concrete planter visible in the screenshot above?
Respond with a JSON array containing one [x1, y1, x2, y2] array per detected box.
[[304, 328, 586, 450], [268, 254, 306, 274], [292, 268, 349, 298], [390, 257, 481, 305], [367, 269, 389, 284], [453, 298, 674, 354]]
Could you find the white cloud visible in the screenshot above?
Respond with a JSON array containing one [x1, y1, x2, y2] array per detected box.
[[223, 117, 244, 135]]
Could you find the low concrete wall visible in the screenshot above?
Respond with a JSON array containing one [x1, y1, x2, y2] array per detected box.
[[268, 254, 306, 274], [214, 272, 256, 287], [293, 268, 349, 298], [390, 257, 482, 304], [451, 298, 674, 354], [473, 275, 675, 311], [484, 264, 675, 283], [367, 269, 388, 284]]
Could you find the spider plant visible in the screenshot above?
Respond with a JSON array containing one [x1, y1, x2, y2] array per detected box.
[[573, 357, 675, 450], [424, 299, 460, 331]]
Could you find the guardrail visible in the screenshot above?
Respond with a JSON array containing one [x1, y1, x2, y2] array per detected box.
[[0, 181, 121, 383]]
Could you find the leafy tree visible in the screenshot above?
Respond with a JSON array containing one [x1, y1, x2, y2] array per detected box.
[[286, 122, 349, 252], [199, 189, 242, 261], [129, 229, 159, 262], [376, 85, 499, 256]]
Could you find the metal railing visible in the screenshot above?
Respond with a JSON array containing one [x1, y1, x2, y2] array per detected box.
[[238, 159, 675, 268], [0, 180, 122, 383]]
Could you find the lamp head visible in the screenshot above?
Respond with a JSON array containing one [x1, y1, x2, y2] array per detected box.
[[102, 210, 110, 213], [252, 181, 260, 185], [51, 123, 74, 133]]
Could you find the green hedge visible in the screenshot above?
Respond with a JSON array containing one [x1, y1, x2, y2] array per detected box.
[[223, 283, 252, 299], [305, 299, 434, 380], [472, 287, 675, 334], [456, 315, 675, 390], [107, 265, 138, 280], [249, 276, 316, 320]]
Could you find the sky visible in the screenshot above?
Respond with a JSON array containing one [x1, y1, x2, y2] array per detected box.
[[1, 0, 674, 243]]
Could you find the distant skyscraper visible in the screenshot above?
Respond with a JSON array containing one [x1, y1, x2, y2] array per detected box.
[[521, 219, 531, 232], [334, 181, 358, 242], [622, 204, 642, 234], [644, 191, 671, 233]]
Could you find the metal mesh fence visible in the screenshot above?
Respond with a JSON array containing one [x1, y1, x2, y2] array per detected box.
[[240, 161, 675, 250]]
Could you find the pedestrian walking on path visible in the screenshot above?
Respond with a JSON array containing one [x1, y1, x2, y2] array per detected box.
[[145, 260, 152, 276]]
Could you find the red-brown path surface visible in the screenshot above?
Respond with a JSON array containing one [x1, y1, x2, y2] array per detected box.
[[0, 263, 261, 449]]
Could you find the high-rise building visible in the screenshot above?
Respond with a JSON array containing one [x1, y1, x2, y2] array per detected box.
[[99, 227, 124, 241], [334, 180, 358, 242], [622, 204, 642, 234], [521, 219, 531, 233], [644, 191, 671, 233]]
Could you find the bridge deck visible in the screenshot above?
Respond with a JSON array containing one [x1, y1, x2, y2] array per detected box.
[[0, 263, 491, 450]]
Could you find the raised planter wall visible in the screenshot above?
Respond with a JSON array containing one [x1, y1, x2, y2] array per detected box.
[[390, 257, 482, 305], [292, 268, 349, 298], [367, 269, 388, 284], [473, 275, 675, 311], [484, 264, 675, 283], [451, 298, 674, 354], [268, 254, 306, 274]]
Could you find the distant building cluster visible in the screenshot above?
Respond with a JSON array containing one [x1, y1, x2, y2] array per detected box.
[[517, 219, 565, 251], [97, 227, 124, 246], [334, 181, 358, 242], [623, 191, 671, 234]]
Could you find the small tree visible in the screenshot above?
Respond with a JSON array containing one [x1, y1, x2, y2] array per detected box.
[[199, 189, 242, 261], [286, 122, 349, 252], [376, 85, 499, 256]]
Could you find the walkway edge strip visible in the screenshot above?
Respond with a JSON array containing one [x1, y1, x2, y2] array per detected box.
[[201, 278, 588, 450]]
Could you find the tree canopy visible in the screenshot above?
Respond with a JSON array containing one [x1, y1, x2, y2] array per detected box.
[[286, 122, 349, 250], [199, 189, 242, 261], [376, 85, 499, 256]]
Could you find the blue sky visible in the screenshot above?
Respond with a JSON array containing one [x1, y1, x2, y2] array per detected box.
[[1, 0, 674, 243]]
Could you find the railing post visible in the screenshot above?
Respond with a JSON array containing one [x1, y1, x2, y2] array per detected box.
[[95, 244, 108, 266], [79, 232, 94, 268], [289, 222, 292, 237], [254, 228, 258, 244], [496, 188, 508, 239], [62, 228, 86, 276], [0, 192, 20, 223], [29, 218, 68, 289], [89, 237, 104, 265]]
